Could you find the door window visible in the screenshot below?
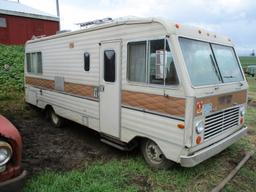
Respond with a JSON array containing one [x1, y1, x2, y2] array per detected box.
[[84, 52, 90, 71], [104, 50, 115, 82]]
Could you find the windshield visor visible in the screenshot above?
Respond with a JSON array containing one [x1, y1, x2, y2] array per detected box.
[[179, 37, 244, 86]]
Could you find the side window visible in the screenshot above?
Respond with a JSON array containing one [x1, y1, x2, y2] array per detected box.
[[26, 53, 31, 72], [104, 50, 115, 82], [84, 52, 90, 71], [26, 52, 42, 74], [149, 39, 178, 85], [127, 39, 178, 86], [127, 41, 147, 83], [0, 18, 7, 28]]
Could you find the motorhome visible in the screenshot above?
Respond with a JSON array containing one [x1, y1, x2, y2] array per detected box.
[[25, 17, 248, 168]]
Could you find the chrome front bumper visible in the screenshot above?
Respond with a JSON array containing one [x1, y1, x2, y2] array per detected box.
[[180, 126, 247, 167]]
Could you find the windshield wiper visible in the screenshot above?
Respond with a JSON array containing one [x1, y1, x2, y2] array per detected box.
[[223, 75, 235, 78], [209, 54, 222, 82]]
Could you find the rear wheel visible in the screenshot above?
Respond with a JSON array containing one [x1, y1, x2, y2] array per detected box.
[[48, 108, 64, 128], [141, 139, 172, 169]]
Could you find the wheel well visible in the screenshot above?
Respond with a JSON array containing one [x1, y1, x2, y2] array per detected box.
[[44, 105, 54, 119], [45, 105, 53, 112], [128, 136, 148, 147]]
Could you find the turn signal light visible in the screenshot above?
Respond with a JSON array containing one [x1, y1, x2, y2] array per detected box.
[[240, 117, 244, 124], [177, 123, 185, 129], [196, 136, 202, 144]]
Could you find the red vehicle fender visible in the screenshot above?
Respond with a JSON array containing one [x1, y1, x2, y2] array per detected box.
[[0, 115, 22, 165]]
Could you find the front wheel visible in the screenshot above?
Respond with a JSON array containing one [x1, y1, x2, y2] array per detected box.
[[48, 108, 64, 128], [141, 139, 172, 169]]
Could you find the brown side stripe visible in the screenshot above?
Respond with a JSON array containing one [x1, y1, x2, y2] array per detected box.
[[26, 77, 54, 89], [26, 77, 186, 117], [64, 82, 94, 98], [122, 91, 185, 117], [25, 77, 96, 98]]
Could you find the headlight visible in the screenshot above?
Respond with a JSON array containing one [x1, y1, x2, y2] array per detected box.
[[0, 141, 12, 166], [240, 106, 245, 116], [195, 121, 204, 134]]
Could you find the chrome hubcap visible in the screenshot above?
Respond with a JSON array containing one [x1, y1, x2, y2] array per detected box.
[[146, 141, 163, 163]]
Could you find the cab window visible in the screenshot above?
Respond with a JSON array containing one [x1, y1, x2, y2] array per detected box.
[[127, 39, 178, 85]]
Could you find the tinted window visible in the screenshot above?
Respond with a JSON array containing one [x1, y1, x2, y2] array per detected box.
[[104, 50, 115, 82], [84, 52, 90, 71]]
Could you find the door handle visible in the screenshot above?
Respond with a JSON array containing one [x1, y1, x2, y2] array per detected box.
[[99, 85, 104, 92], [93, 85, 104, 98]]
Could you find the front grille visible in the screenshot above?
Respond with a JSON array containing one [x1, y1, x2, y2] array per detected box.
[[204, 107, 240, 140]]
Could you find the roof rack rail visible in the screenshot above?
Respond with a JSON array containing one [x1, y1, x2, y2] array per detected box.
[[76, 17, 113, 28]]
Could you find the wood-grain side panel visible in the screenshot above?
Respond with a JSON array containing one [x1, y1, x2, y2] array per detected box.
[[25, 77, 95, 99], [26, 77, 186, 117], [26, 77, 54, 89], [122, 90, 185, 117], [64, 82, 94, 98]]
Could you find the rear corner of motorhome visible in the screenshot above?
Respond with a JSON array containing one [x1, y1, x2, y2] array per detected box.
[[24, 17, 248, 168]]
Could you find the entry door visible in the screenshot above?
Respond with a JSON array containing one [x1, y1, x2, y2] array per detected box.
[[99, 40, 121, 138]]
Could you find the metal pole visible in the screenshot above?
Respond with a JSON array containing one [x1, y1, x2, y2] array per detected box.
[[56, 0, 60, 17], [56, 0, 61, 30]]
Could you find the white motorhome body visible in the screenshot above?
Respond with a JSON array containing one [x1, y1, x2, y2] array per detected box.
[[25, 17, 248, 168]]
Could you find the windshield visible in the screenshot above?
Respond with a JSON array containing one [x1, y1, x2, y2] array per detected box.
[[179, 37, 244, 86], [211, 44, 243, 83]]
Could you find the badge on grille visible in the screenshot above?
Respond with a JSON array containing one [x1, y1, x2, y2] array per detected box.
[[203, 103, 213, 115]]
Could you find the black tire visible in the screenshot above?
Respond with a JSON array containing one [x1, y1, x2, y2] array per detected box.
[[48, 108, 64, 128], [141, 139, 172, 169]]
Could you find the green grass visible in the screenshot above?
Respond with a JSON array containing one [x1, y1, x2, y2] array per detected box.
[[22, 135, 255, 192], [247, 76, 256, 104], [21, 151, 249, 192], [239, 56, 256, 67]]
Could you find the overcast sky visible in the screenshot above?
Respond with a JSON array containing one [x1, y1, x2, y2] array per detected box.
[[14, 0, 256, 56]]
